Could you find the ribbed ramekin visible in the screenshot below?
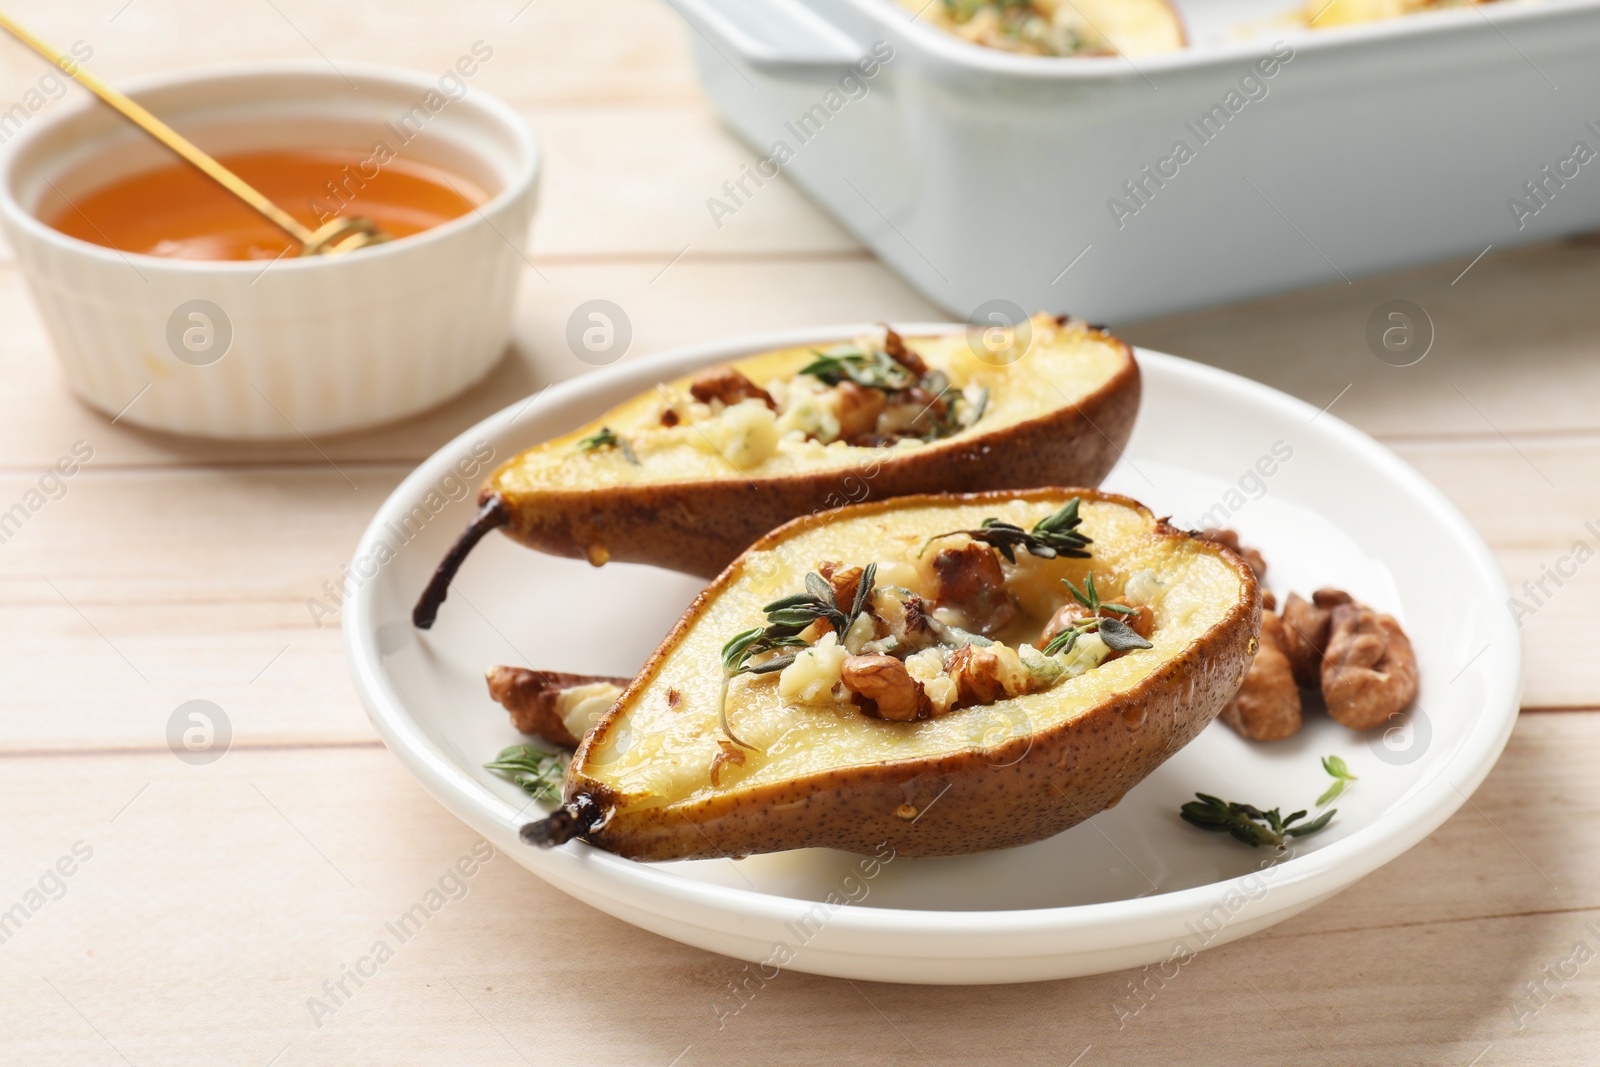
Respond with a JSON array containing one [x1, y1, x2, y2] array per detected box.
[[0, 61, 538, 439]]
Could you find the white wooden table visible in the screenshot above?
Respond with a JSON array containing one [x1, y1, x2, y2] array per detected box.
[[1, 3, 1595, 1063]]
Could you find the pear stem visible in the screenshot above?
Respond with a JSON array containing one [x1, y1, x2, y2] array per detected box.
[[521, 793, 603, 847], [412, 495, 510, 629]]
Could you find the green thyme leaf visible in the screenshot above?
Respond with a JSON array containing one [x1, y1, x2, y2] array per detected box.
[[1097, 616, 1153, 652], [799, 345, 914, 392], [919, 382, 988, 442], [1034, 497, 1081, 535], [575, 426, 638, 465], [1062, 574, 1096, 611], [850, 563, 878, 621], [744, 652, 799, 675], [1285, 809, 1337, 838], [720, 628, 767, 675], [765, 607, 828, 628], [1042, 627, 1079, 657], [763, 592, 819, 612], [1317, 754, 1359, 807]]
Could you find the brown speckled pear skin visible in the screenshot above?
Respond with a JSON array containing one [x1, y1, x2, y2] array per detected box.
[[562, 489, 1261, 862], [489, 343, 1140, 579]]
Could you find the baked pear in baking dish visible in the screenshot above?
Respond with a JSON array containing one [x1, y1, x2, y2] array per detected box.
[[522, 489, 1261, 861], [1308, 0, 1498, 29], [907, 0, 1186, 58], [414, 315, 1139, 626]]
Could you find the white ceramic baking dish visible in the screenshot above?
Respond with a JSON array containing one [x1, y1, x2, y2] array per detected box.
[[667, 0, 1600, 322]]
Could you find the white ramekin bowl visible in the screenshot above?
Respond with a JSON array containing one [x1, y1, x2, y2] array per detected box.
[[0, 61, 539, 439]]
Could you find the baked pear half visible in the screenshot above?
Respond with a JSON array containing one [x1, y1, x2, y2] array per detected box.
[[413, 314, 1139, 627], [524, 489, 1261, 861]]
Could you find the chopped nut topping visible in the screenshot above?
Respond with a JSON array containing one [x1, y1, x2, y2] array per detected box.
[[818, 560, 865, 611], [931, 541, 1017, 635], [1039, 600, 1096, 646], [1122, 603, 1156, 640], [835, 380, 888, 439], [689, 365, 775, 409], [946, 644, 1009, 708], [841, 654, 930, 721], [882, 325, 928, 376]]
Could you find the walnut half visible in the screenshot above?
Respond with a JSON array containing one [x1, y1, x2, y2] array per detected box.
[[946, 644, 1008, 709], [1321, 602, 1420, 730], [485, 667, 631, 748], [818, 560, 864, 612], [1279, 588, 1354, 687], [1218, 611, 1302, 741], [835, 380, 888, 439], [930, 541, 1016, 636], [688, 365, 774, 409], [841, 654, 930, 722]]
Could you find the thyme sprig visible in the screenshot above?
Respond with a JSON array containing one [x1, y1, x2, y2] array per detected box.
[[717, 565, 879, 749], [1062, 573, 1136, 617], [576, 426, 638, 465], [1317, 755, 1358, 807], [722, 565, 879, 678], [917, 375, 989, 441], [799, 345, 915, 392], [1180, 793, 1336, 850], [922, 498, 1093, 564], [1040, 573, 1152, 656], [802, 337, 988, 442], [485, 744, 568, 802]]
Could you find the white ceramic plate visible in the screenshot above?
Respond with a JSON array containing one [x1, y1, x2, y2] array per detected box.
[[345, 326, 1520, 984]]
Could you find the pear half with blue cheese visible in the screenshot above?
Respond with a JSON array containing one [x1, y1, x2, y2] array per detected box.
[[524, 488, 1260, 861], [413, 316, 1138, 628]]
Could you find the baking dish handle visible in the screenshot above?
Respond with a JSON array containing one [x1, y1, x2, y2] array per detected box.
[[665, 0, 864, 75]]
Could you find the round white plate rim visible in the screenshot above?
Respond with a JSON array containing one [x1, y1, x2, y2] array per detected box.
[[345, 324, 1521, 957]]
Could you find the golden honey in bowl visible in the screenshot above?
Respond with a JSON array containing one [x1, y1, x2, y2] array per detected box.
[[47, 148, 485, 260]]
